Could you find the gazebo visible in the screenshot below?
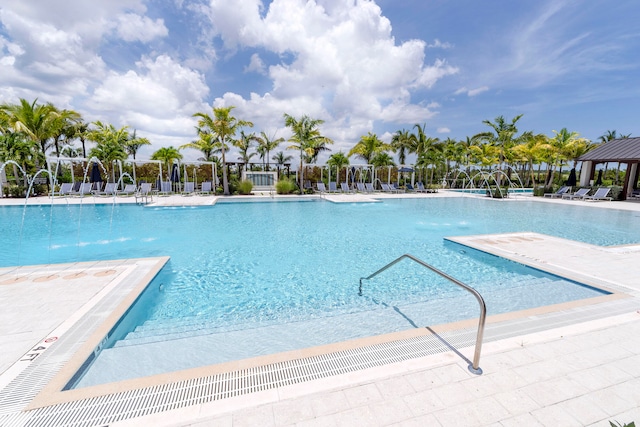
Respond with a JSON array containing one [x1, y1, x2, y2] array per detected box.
[[578, 137, 640, 200]]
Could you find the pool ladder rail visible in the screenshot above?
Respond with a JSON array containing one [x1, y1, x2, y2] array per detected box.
[[359, 253, 486, 375]]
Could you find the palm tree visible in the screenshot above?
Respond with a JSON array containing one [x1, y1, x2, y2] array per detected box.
[[0, 131, 37, 186], [193, 106, 253, 195], [1, 98, 58, 161], [180, 129, 222, 162], [125, 129, 151, 160], [271, 151, 293, 179], [511, 132, 549, 187], [598, 130, 618, 143], [87, 121, 130, 178], [327, 151, 350, 182], [150, 146, 183, 177], [255, 131, 284, 171], [50, 108, 81, 157], [370, 152, 395, 167], [70, 121, 90, 158], [235, 130, 257, 170], [283, 114, 333, 192], [347, 132, 392, 164], [390, 129, 411, 165], [544, 128, 588, 188], [473, 114, 524, 185]]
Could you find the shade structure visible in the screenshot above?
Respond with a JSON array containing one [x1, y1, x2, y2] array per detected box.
[[398, 167, 414, 173], [566, 168, 577, 186], [90, 162, 103, 183]]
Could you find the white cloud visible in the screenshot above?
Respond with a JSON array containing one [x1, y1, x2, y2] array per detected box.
[[437, 127, 451, 133], [467, 86, 489, 96], [116, 13, 168, 43], [244, 53, 266, 74], [205, 0, 457, 152], [427, 39, 453, 49]]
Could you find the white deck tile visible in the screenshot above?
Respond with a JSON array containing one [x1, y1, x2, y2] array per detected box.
[[402, 389, 447, 416], [368, 396, 414, 426], [492, 388, 540, 416], [556, 394, 611, 425], [374, 376, 417, 399], [432, 395, 511, 426], [342, 383, 384, 407], [530, 403, 581, 426], [499, 413, 544, 427], [231, 404, 276, 427], [308, 391, 351, 417], [270, 397, 315, 426]]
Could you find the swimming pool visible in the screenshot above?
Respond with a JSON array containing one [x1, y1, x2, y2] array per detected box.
[[1, 198, 635, 387]]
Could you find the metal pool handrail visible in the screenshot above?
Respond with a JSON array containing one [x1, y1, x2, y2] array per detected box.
[[358, 253, 487, 375]]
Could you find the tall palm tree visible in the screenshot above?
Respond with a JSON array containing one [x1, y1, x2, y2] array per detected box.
[[544, 128, 588, 187], [271, 151, 293, 179], [511, 132, 549, 187], [327, 151, 350, 182], [390, 129, 411, 165], [347, 132, 391, 164], [125, 129, 151, 160], [193, 106, 253, 195], [70, 121, 90, 158], [255, 131, 284, 171], [370, 152, 395, 167], [283, 114, 333, 192], [0, 131, 37, 186], [235, 130, 257, 170], [473, 114, 524, 184], [50, 108, 82, 157], [87, 121, 130, 178]]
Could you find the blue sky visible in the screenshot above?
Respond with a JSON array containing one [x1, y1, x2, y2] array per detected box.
[[1, 0, 638, 163]]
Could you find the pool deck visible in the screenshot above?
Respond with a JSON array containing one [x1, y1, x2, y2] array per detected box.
[[1, 192, 640, 426]]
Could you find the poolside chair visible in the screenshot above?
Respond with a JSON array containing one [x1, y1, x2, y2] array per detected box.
[[416, 182, 428, 193], [328, 182, 338, 193], [405, 183, 416, 192], [630, 189, 640, 200], [544, 186, 570, 198], [158, 181, 172, 196], [584, 187, 612, 201], [356, 182, 366, 193], [364, 183, 375, 193], [340, 182, 353, 193], [316, 182, 327, 193], [198, 181, 213, 195], [381, 183, 397, 193], [134, 182, 154, 203], [96, 182, 118, 196], [51, 182, 73, 197], [72, 182, 93, 197], [117, 184, 137, 196], [182, 182, 195, 196], [562, 188, 590, 200]]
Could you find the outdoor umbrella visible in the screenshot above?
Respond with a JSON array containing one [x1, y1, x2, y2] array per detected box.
[[566, 168, 577, 186], [90, 162, 103, 183], [595, 169, 603, 186], [170, 163, 180, 192]]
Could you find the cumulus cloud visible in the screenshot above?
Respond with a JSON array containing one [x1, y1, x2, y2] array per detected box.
[[244, 53, 266, 74], [206, 0, 457, 150], [437, 127, 450, 133], [427, 39, 453, 49], [89, 55, 209, 136], [116, 13, 168, 43]]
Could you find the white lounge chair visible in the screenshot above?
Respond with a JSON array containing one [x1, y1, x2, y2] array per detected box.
[[365, 183, 375, 193], [158, 181, 172, 196], [72, 182, 93, 197], [544, 186, 570, 198], [135, 182, 154, 203], [117, 184, 137, 196], [198, 181, 213, 195], [51, 182, 73, 197], [96, 182, 118, 196], [562, 188, 590, 200], [328, 182, 338, 193], [584, 187, 612, 201], [182, 182, 195, 196], [340, 183, 353, 193], [356, 182, 366, 192], [316, 182, 327, 193]]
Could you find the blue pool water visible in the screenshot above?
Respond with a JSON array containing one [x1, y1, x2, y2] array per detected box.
[[1, 198, 635, 386]]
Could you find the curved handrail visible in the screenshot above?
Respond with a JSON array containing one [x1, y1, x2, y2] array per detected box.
[[359, 253, 486, 375]]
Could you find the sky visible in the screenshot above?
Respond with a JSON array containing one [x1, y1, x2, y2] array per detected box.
[[1, 0, 639, 164]]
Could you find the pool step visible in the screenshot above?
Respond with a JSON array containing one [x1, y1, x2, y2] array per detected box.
[[113, 274, 570, 349]]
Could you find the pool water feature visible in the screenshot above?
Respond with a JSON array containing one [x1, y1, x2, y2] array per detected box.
[[1, 198, 633, 387]]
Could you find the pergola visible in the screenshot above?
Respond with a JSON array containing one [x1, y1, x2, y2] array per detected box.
[[578, 137, 640, 200]]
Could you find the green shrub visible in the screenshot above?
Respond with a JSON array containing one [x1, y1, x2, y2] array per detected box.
[[237, 180, 253, 195], [4, 184, 27, 198], [275, 179, 296, 194], [486, 186, 509, 198]]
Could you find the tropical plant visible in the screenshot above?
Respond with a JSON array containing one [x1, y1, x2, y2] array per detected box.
[[284, 114, 333, 192], [370, 152, 396, 168], [49, 108, 81, 157], [348, 132, 391, 164], [235, 130, 257, 170], [150, 146, 183, 174], [1, 98, 59, 160], [180, 128, 222, 162], [193, 106, 253, 195], [255, 131, 284, 171], [272, 151, 293, 178], [0, 131, 37, 185], [327, 151, 350, 182], [544, 128, 588, 188], [473, 114, 523, 184], [390, 129, 411, 165], [237, 179, 253, 195], [87, 121, 130, 177], [125, 129, 151, 160]]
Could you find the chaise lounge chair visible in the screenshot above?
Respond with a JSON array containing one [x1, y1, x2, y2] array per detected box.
[[96, 182, 118, 196], [583, 187, 612, 201], [316, 182, 327, 193], [562, 188, 590, 200], [328, 182, 338, 193], [356, 182, 366, 193], [117, 184, 137, 196], [51, 182, 73, 197], [544, 186, 570, 198], [198, 181, 213, 195], [182, 182, 195, 196], [365, 183, 375, 193], [340, 182, 353, 193]]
